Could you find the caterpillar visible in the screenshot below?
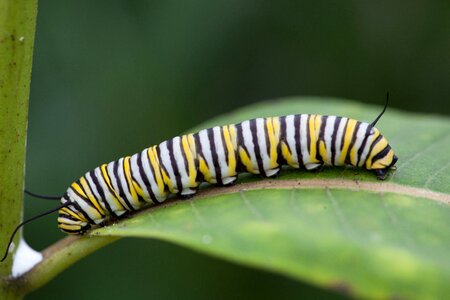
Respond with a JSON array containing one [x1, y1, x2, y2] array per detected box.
[[1, 97, 397, 261]]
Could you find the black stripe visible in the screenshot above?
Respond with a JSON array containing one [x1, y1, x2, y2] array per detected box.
[[264, 119, 271, 157], [89, 170, 114, 215], [99, 164, 126, 214], [330, 116, 342, 166], [277, 116, 288, 165], [316, 116, 327, 163], [113, 160, 135, 211], [138, 151, 159, 204], [306, 115, 312, 155], [367, 134, 383, 160], [69, 199, 95, 224], [235, 123, 247, 172], [294, 115, 305, 168], [127, 156, 146, 204], [155, 145, 172, 195], [193, 133, 206, 183], [371, 145, 391, 165], [167, 138, 183, 194], [220, 127, 229, 166], [58, 213, 81, 222], [340, 118, 349, 151], [82, 175, 106, 217], [121, 157, 136, 203], [356, 125, 373, 167], [208, 128, 223, 185], [70, 183, 102, 217], [345, 122, 361, 165], [250, 119, 266, 176], [180, 136, 190, 176]]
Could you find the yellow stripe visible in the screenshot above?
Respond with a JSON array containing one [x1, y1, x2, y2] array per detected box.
[[239, 147, 255, 173], [60, 207, 87, 222], [366, 137, 388, 168], [198, 157, 213, 183], [319, 140, 329, 164], [338, 119, 357, 165], [281, 142, 296, 167], [182, 135, 197, 187], [148, 147, 167, 196], [123, 156, 140, 206], [100, 164, 125, 210], [308, 115, 320, 163], [71, 182, 87, 199], [266, 117, 279, 168], [79, 177, 105, 216], [229, 124, 238, 149], [58, 223, 81, 231], [222, 125, 237, 176]]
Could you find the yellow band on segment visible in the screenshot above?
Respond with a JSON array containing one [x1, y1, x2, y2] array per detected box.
[[366, 138, 388, 168], [60, 207, 87, 222], [319, 140, 329, 164], [239, 147, 255, 173], [266, 117, 279, 168], [58, 223, 81, 231], [222, 125, 237, 177], [79, 177, 105, 215], [123, 156, 140, 206], [198, 157, 212, 183], [71, 182, 87, 199], [182, 135, 198, 188], [338, 119, 357, 165], [281, 142, 296, 167], [148, 147, 167, 196], [308, 115, 320, 163], [100, 164, 125, 210]]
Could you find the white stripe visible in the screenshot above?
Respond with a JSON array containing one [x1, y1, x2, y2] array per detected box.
[[285, 115, 299, 167], [68, 188, 103, 224], [334, 117, 348, 165], [213, 126, 228, 179], [106, 161, 132, 210], [323, 116, 336, 165], [84, 171, 108, 213], [300, 114, 310, 164], [94, 166, 122, 214], [359, 126, 376, 167], [172, 136, 190, 189], [158, 141, 178, 193], [140, 149, 166, 202], [241, 120, 258, 173]]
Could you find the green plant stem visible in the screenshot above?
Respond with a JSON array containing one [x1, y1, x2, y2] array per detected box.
[[0, 0, 38, 298], [7, 235, 118, 294]]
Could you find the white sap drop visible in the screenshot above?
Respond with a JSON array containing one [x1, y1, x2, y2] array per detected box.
[[11, 238, 43, 277]]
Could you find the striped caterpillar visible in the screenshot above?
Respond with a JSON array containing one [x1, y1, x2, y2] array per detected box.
[[1, 99, 397, 261], [58, 112, 397, 234]]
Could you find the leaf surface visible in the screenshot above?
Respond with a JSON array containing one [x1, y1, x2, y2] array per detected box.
[[92, 98, 450, 299]]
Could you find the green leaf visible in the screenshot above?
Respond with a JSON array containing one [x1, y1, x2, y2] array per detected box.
[[87, 98, 450, 300]]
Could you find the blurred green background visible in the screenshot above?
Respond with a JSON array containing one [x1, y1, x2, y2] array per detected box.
[[25, 1, 449, 299]]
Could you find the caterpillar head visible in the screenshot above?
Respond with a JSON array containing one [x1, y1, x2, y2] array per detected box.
[[365, 130, 398, 180], [58, 194, 91, 234]]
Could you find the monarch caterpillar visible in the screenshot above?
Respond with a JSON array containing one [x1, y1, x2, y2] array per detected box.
[[1, 96, 397, 261]]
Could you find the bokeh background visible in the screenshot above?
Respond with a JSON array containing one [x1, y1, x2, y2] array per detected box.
[[26, 1, 449, 299]]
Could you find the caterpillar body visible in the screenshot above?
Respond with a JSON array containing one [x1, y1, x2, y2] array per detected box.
[[58, 113, 398, 234]]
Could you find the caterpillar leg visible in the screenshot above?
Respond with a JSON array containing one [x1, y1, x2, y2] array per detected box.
[[180, 187, 198, 199], [220, 176, 238, 186], [305, 163, 323, 172], [264, 167, 281, 178]]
